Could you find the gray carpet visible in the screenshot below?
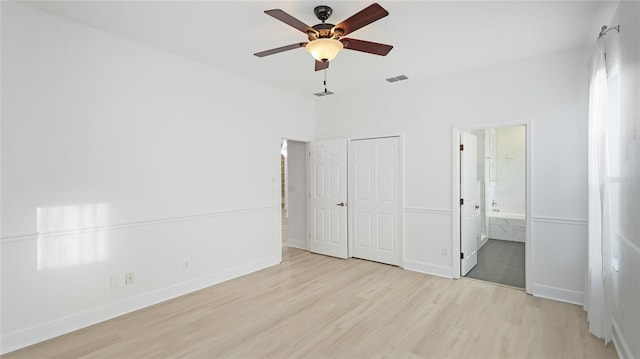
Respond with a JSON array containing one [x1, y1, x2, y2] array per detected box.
[[465, 239, 525, 288]]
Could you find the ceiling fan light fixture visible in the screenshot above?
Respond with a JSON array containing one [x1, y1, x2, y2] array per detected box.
[[306, 38, 343, 62]]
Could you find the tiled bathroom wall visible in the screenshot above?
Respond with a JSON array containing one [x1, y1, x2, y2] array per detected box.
[[487, 125, 526, 242], [490, 180, 525, 215]]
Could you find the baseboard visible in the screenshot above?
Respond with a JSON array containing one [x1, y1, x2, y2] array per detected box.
[[479, 234, 488, 248], [532, 284, 584, 305], [403, 259, 454, 279], [612, 318, 634, 359], [0, 255, 280, 355], [286, 237, 307, 250]]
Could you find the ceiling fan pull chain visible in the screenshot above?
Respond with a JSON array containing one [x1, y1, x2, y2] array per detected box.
[[324, 68, 328, 93]]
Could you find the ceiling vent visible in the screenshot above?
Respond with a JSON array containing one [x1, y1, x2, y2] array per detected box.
[[314, 91, 334, 97], [386, 75, 409, 83]]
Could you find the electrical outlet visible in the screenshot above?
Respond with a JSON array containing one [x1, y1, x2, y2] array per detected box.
[[125, 272, 134, 285], [442, 248, 449, 257], [183, 260, 189, 271]]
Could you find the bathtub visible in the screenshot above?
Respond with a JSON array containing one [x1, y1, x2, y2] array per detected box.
[[487, 211, 526, 242]]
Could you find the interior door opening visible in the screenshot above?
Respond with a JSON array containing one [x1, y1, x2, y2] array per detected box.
[[459, 126, 527, 289], [280, 139, 308, 261]]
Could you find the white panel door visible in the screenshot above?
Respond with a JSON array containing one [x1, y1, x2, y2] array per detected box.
[[350, 137, 401, 266], [309, 139, 348, 258], [461, 132, 480, 275]]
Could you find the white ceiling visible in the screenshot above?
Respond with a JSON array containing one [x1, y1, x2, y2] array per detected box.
[[22, 1, 603, 97]]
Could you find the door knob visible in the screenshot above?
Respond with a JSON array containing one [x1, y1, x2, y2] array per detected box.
[[336, 202, 345, 207]]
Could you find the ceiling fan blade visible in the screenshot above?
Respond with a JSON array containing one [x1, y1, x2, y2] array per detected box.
[[315, 60, 329, 71], [340, 38, 393, 56], [333, 3, 389, 37], [264, 9, 318, 35], [254, 43, 307, 57]]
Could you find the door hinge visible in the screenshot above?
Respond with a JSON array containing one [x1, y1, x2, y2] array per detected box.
[[460, 198, 464, 206], [460, 252, 464, 259], [460, 144, 464, 151]]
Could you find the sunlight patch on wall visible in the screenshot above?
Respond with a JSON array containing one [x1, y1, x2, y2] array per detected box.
[[37, 204, 109, 270]]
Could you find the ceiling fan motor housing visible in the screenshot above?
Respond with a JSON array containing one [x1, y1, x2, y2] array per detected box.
[[309, 5, 341, 40], [314, 5, 333, 22], [308, 23, 339, 40]]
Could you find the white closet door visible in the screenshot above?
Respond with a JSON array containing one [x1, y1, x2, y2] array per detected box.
[[350, 137, 401, 266]]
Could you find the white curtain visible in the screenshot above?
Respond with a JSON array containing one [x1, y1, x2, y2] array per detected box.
[[586, 38, 613, 343]]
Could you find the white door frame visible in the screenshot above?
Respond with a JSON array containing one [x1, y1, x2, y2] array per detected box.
[[280, 136, 310, 253], [279, 136, 310, 254], [348, 134, 404, 267], [451, 121, 532, 294]]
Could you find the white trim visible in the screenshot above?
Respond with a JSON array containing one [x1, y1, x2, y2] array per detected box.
[[0, 255, 280, 355], [286, 237, 307, 250], [531, 216, 588, 226], [280, 136, 312, 143], [404, 207, 453, 215], [526, 122, 533, 295], [347, 132, 404, 142], [532, 284, 584, 305], [283, 140, 289, 215], [612, 318, 633, 359], [1, 206, 279, 245], [399, 135, 405, 268], [452, 119, 533, 295], [401, 132, 407, 268], [280, 138, 309, 255], [347, 138, 353, 258], [306, 142, 311, 252], [403, 259, 454, 279], [452, 127, 461, 279]]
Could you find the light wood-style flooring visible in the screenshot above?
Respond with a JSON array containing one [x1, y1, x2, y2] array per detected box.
[[3, 247, 617, 358]]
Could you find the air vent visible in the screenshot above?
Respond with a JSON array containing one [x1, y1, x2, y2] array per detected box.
[[314, 91, 334, 97], [386, 74, 409, 83]]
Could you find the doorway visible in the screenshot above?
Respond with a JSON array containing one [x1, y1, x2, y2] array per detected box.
[[457, 125, 529, 290], [280, 139, 308, 260]]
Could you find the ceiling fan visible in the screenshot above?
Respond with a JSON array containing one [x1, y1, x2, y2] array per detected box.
[[254, 3, 393, 71]]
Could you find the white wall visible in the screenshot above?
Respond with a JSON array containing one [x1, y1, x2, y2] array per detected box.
[[285, 141, 307, 249], [315, 46, 591, 302], [600, 2, 640, 358], [0, 2, 313, 353]]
